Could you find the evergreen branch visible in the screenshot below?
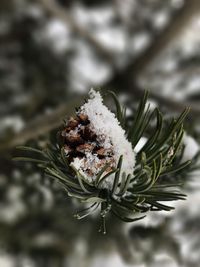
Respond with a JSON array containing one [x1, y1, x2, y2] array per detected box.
[[14, 90, 191, 233]]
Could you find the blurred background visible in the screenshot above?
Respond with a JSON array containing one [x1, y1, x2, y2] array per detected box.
[[1, 0, 200, 266]]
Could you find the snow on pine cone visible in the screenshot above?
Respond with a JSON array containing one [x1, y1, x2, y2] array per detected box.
[[61, 89, 136, 188]]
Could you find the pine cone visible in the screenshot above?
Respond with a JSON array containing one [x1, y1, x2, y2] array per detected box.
[[61, 113, 115, 178]]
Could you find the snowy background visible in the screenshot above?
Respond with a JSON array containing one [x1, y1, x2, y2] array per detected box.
[[1, 0, 200, 266]]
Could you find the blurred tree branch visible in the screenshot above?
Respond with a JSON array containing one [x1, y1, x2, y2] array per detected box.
[[144, 67, 200, 80], [40, 0, 115, 62], [107, 0, 200, 113], [128, 0, 200, 77], [40, 0, 200, 77], [0, 97, 83, 152]]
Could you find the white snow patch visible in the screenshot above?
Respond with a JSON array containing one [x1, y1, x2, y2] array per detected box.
[[134, 137, 147, 153], [182, 134, 199, 162], [94, 27, 127, 53], [35, 19, 71, 54], [90, 252, 133, 267], [153, 12, 169, 30], [72, 4, 115, 28], [131, 32, 151, 54], [0, 254, 14, 267], [0, 116, 24, 135], [69, 42, 112, 91]]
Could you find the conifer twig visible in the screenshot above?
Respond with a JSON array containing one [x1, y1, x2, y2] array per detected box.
[[14, 90, 190, 233], [0, 97, 84, 152]]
